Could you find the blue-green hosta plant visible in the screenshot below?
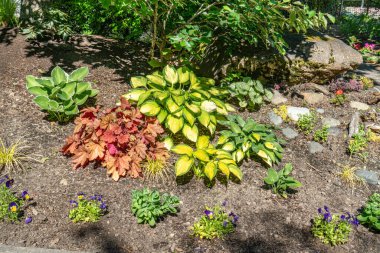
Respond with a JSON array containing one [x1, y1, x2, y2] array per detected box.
[[171, 136, 242, 183], [227, 77, 273, 110], [218, 115, 284, 166], [26, 66, 98, 122], [357, 193, 380, 232], [123, 65, 234, 142]]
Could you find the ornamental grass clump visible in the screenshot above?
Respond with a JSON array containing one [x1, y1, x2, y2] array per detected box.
[[0, 176, 32, 223], [191, 202, 238, 240], [338, 165, 366, 188], [357, 193, 380, 232], [62, 98, 169, 181], [69, 193, 107, 223], [311, 206, 358, 246]]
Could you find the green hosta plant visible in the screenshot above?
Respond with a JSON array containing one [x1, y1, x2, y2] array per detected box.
[[227, 77, 273, 110], [357, 193, 380, 232], [123, 65, 234, 142], [171, 136, 242, 183], [263, 163, 302, 198], [131, 188, 180, 227], [26, 66, 98, 122], [218, 115, 284, 166]]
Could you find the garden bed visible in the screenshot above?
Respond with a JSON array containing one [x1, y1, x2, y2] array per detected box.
[[0, 29, 379, 253]]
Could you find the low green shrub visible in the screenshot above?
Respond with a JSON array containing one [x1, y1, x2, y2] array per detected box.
[[348, 125, 368, 157], [297, 112, 317, 134], [357, 193, 380, 232], [313, 125, 329, 143], [69, 193, 107, 223], [339, 14, 380, 40]]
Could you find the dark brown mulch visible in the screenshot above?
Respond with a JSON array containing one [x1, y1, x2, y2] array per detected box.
[[0, 28, 379, 253]]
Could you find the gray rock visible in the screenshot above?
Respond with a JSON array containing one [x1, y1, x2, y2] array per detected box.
[[271, 90, 288, 105], [269, 112, 283, 126], [322, 117, 341, 127], [368, 86, 380, 93], [316, 108, 325, 114], [328, 127, 342, 137], [350, 101, 370, 111], [282, 128, 299, 139], [355, 170, 379, 185], [349, 112, 361, 137], [287, 106, 310, 121], [301, 92, 326, 104], [308, 141, 324, 154]]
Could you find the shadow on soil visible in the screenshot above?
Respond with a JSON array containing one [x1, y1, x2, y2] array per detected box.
[[24, 36, 151, 82], [0, 27, 18, 45], [72, 223, 132, 253]]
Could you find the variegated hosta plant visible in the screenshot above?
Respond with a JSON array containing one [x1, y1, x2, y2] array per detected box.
[[171, 136, 242, 182], [218, 115, 284, 167], [123, 66, 234, 142]]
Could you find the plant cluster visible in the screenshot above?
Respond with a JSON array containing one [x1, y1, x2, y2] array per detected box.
[[311, 206, 359, 246], [124, 65, 234, 142], [62, 98, 169, 181], [338, 165, 366, 188], [171, 136, 242, 182], [329, 78, 363, 93], [131, 188, 179, 227], [296, 112, 317, 135], [273, 105, 289, 122], [218, 115, 284, 166], [339, 14, 380, 40], [348, 126, 369, 157], [0, 0, 17, 27], [142, 158, 170, 182], [357, 193, 380, 232], [69, 192, 107, 223], [226, 77, 273, 110], [330, 89, 347, 106], [191, 203, 238, 240], [26, 66, 98, 123], [0, 176, 32, 223], [313, 125, 329, 143], [264, 163, 302, 198]]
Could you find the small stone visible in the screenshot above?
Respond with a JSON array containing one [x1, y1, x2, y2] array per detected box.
[[285, 217, 291, 224], [271, 90, 288, 105], [322, 117, 341, 127], [282, 127, 299, 139], [349, 112, 361, 137], [350, 101, 370, 111], [59, 178, 68, 186], [316, 108, 325, 114], [169, 233, 175, 238], [301, 92, 326, 104], [287, 106, 310, 121], [31, 207, 38, 216], [355, 170, 379, 185], [49, 238, 60, 246], [308, 141, 324, 154], [328, 127, 342, 137], [268, 112, 283, 126]]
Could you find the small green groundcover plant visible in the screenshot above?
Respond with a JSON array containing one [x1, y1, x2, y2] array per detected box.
[[330, 89, 347, 106], [313, 125, 329, 143], [131, 188, 180, 227], [263, 163, 302, 198], [0, 176, 32, 224], [69, 192, 107, 223], [26, 66, 98, 122], [357, 193, 380, 232], [348, 125, 369, 157], [311, 206, 359, 246], [191, 201, 238, 240], [296, 112, 317, 134]]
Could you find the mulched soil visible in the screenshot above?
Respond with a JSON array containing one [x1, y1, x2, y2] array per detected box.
[[0, 28, 379, 253]]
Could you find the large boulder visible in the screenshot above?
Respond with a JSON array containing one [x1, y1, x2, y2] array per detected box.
[[197, 32, 363, 85]]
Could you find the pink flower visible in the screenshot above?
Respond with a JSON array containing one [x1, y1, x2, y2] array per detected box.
[[107, 143, 118, 155], [364, 43, 375, 50]]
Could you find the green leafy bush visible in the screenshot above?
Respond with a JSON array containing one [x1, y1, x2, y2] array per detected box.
[[0, 176, 31, 223], [191, 205, 238, 239], [226, 77, 273, 110], [0, 0, 17, 27], [131, 188, 180, 227], [357, 193, 380, 232], [339, 14, 380, 40], [26, 66, 98, 122], [296, 112, 317, 134], [218, 115, 284, 166], [313, 125, 329, 143], [69, 193, 107, 223], [171, 136, 242, 183], [311, 206, 359, 246], [22, 9, 73, 41], [348, 125, 368, 157], [124, 65, 234, 142], [263, 163, 302, 198]]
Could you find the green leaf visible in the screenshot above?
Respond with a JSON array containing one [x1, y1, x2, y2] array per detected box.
[[166, 115, 184, 134], [182, 124, 198, 142], [229, 165, 243, 181], [204, 162, 217, 181], [69, 67, 89, 81], [283, 163, 293, 176], [163, 65, 179, 85], [61, 82, 77, 99], [147, 74, 165, 87], [198, 110, 210, 128], [175, 156, 194, 177], [178, 67, 190, 83], [33, 96, 50, 110], [265, 168, 279, 184], [183, 109, 196, 126], [140, 101, 161, 116], [26, 75, 43, 89], [51, 66, 67, 85], [28, 86, 49, 96], [73, 92, 89, 106], [157, 109, 168, 123], [131, 76, 147, 88], [193, 150, 210, 162], [196, 136, 210, 149], [76, 82, 91, 94], [171, 144, 193, 156], [65, 105, 79, 115]]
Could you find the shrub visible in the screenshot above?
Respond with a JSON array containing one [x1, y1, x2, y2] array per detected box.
[[131, 188, 179, 227], [0, 0, 17, 27], [191, 204, 238, 239], [218, 115, 284, 166], [313, 125, 329, 143], [226, 77, 273, 110], [357, 193, 380, 232], [339, 14, 380, 40], [123, 65, 234, 142], [348, 126, 368, 157], [26, 66, 98, 123], [311, 206, 359, 246], [62, 98, 169, 181], [263, 163, 302, 198], [296, 112, 317, 134], [69, 193, 107, 223], [171, 136, 242, 183], [0, 176, 32, 223]]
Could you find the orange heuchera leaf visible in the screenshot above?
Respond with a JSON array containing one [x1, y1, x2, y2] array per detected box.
[[62, 98, 168, 181]]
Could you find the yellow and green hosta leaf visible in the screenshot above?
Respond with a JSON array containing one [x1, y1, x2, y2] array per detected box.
[[232, 149, 245, 163], [264, 142, 277, 150], [193, 150, 210, 162], [185, 103, 201, 115], [177, 67, 190, 84], [228, 165, 243, 181], [217, 135, 229, 145], [182, 124, 198, 142], [123, 89, 145, 101], [163, 137, 174, 150], [204, 162, 217, 181], [196, 136, 210, 149], [218, 161, 230, 177], [257, 150, 272, 166], [163, 65, 179, 85], [252, 133, 261, 142], [172, 95, 185, 106], [183, 108, 196, 126], [175, 156, 194, 177], [147, 74, 166, 87], [157, 109, 168, 123], [140, 101, 161, 116], [222, 142, 235, 152], [166, 115, 184, 134], [208, 122, 216, 135], [131, 76, 147, 88], [198, 110, 210, 128], [167, 97, 180, 113], [171, 144, 193, 156]]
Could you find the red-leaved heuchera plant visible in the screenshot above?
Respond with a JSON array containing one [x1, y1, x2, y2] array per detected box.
[[62, 98, 169, 181]]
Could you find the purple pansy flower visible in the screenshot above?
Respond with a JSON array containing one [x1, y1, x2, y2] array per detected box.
[[5, 179, 14, 188], [8, 202, 18, 212], [21, 190, 30, 200], [25, 217, 32, 224], [70, 200, 78, 207], [204, 210, 213, 218], [100, 202, 107, 210], [223, 221, 228, 227], [222, 200, 227, 207]]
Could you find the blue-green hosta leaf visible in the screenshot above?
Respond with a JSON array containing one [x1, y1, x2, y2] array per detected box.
[[51, 66, 67, 85], [69, 67, 89, 82]]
